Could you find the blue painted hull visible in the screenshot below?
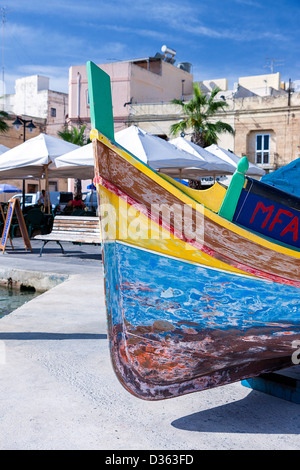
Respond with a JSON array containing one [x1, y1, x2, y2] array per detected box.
[[103, 241, 300, 400]]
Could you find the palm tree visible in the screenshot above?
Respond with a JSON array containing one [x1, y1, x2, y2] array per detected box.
[[0, 110, 9, 133], [170, 83, 234, 148], [57, 124, 91, 194], [57, 124, 90, 146]]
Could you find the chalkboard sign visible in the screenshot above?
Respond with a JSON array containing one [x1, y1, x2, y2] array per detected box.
[[0, 199, 32, 253], [0, 204, 13, 250]]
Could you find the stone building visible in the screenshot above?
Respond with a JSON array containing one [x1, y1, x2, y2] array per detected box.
[[204, 73, 300, 172], [0, 74, 68, 138], [227, 89, 300, 172], [129, 72, 300, 174]]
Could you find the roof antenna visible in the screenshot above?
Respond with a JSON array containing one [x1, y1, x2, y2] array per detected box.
[[1, 7, 9, 108]]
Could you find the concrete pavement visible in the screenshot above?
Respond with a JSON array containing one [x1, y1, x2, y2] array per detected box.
[[0, 237, 299, 450]]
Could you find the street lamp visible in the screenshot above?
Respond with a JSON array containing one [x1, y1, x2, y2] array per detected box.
[[13, 116, 36, 142], [12, 116, 37, 211]]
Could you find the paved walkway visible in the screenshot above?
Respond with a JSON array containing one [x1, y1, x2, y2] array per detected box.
[[0, 237, 298, 450]]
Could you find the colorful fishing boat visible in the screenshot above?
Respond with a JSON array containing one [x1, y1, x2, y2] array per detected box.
[[87, 61, 300, 401]]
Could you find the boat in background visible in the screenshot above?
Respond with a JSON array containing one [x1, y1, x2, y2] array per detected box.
[[232, 176, 300, 250], [87, 61, 300, 400], [261, 157, 300, 198]]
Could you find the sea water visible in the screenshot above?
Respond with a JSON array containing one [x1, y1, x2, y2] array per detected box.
[[0, 285, 40, 318]]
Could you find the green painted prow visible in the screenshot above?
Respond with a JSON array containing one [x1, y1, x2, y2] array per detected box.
[[218, 156, 249, 221], [86, 61, 114, 141]]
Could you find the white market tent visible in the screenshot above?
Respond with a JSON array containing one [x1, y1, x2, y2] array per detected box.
[[54, 126, 237, 181], [170, 137, 236, 175], [0, 133, 80, 180], [0, 133, 80, 211], [0, 130, 261, 188], [205, 144, 265, 177], [53, 142, 94, 179], [115, 126, 235, 178]]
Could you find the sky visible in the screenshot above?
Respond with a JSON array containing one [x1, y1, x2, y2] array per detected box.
[[1, 0, 300, 95]]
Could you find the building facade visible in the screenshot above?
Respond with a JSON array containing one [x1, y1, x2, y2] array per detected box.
[[0, 74, 68, 137], [0, 75, 69, 196], [68, 56, 193, 136], [68, 55, 300, 176], [228, 91, 300, 171], [211, 73, 300, 172], [129, 71, 300, 173]]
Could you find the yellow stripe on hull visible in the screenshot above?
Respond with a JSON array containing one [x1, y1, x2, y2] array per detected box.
[[158, 173, 226, 213], [98, 184, 251, 277]]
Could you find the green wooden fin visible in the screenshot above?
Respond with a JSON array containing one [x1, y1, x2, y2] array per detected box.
[[218, 156, 249, 221], [86, 61, 114, 141]]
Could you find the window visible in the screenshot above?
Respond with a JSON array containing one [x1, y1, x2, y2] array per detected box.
[[50, 107, 56, 117], [256, 134, 270, 164], [28, 184, 38, 193], [49, 182, 58, 191]]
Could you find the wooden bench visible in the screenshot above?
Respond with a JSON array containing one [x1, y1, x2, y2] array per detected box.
[[34, 216, 101, 256]]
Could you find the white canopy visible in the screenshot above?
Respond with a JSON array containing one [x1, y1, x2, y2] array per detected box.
[[55, 127, 263, 182], [53, 142, 94, 179], [0, 133, 79, 179], [55, 126, 235, 180], [170, 137, 236, 175], [205, 144, 265, 177], [115, 126, 234, 177]]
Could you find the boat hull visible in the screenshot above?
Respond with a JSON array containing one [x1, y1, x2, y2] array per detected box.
[[104, 241, 299, 400], [85, 61, 300, 400], [91, 135, 300, 400]]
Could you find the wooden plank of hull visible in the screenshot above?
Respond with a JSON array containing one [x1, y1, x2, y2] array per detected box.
[[94, 138, 300, 286], [103, 241, 299, 400]]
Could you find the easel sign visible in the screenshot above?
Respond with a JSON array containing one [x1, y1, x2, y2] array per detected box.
[[0, 198, 32, 253], [0, 204, 13, 250]]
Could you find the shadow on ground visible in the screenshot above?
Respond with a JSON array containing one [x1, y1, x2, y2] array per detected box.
[[172, 389, 300, 434]]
